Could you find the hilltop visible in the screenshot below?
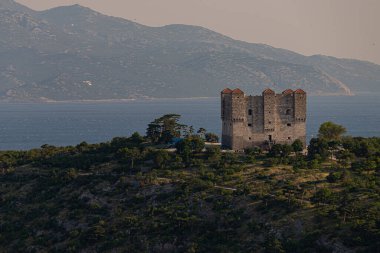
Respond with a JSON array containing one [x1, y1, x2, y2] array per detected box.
[[1, 0, 380, 101], [0, 116, 379, 252]]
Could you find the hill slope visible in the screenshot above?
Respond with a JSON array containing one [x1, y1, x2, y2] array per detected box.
[[0, 0, 379, 101], [0, 133, 379, 252]]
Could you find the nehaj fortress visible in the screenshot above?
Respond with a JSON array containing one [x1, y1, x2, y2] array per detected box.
[[221, 88, 307, 151]]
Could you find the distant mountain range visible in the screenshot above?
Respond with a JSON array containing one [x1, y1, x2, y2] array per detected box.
[[0, 0, 380, 101]]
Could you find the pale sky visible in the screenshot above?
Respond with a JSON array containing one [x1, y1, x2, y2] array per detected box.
[[16, 0, 380, 65]]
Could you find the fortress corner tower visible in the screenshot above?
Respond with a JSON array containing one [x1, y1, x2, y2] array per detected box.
[[221, 88, 307, 151]]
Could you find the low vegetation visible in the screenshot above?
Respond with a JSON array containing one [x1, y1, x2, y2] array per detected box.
[[0, 116, 379, 252]]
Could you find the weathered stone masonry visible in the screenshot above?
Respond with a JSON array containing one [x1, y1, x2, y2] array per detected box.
[[221, 88, 307, 151]]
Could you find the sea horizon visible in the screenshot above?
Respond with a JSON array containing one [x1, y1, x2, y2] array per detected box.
[[0, 95, 379, 150]]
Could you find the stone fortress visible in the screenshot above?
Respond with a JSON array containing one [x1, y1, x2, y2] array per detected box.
[[221, 88, 306, 151]]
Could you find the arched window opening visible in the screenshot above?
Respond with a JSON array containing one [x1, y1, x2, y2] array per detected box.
[[248, 109, 252, 115]]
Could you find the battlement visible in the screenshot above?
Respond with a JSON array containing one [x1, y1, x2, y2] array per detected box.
[[221, 88, 307, 151]]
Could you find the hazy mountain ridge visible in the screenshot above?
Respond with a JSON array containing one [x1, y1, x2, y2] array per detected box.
[[0, 0, 33, 14], [0, 0, 379, 101]]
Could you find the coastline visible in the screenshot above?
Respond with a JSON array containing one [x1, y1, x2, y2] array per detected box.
[[0, 93, 361, 104], [0, 96, 220, 104]]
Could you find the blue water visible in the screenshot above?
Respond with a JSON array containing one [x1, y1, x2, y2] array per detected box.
[[0, 95, 379, 150]]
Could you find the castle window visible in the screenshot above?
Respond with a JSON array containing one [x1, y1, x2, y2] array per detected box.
[[248, 123, 252, 127], [287, 123, 291, 127], [286, 109, 291, 115], [248, 109, 252, 115], [268, 121, 272, 124], [249, 137, 251, 140], [288, 137, 291, 140]]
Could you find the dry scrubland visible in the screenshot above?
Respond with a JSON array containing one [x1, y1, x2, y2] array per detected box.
[[0, 118, 379, 252]]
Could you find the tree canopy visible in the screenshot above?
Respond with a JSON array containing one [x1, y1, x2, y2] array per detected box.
[[318, 121, 346, 141], [146, 114, 185, 144]]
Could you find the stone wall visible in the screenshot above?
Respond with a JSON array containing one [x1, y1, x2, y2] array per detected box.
[[221, 90, 233, 148], [221, 88, 307, 151]]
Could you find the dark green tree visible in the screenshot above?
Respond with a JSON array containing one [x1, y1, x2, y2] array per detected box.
[[129, 132, 145, 145], [176, 139, 192, 164], [292, 139, 304, 153], [206, 146, 222, 163], [146, 114, 185, 144], [318, 121, 346, 141], [176, 136, 205, 154], [0, 153, 17, 174], [308, 138, 329, 161], [176, 136, 205, 165], [154, 150, 171, 169], [205, 133, 219, 143], [118, 147, 141, 169], [184, 125, 195, 138], [269, 144, 292, 158]]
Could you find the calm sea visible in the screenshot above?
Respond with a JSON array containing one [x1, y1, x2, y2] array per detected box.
[[0, 95, 379, 150]]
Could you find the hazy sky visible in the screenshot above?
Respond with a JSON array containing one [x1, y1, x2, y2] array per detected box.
[[16, 0, 380, 64]]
